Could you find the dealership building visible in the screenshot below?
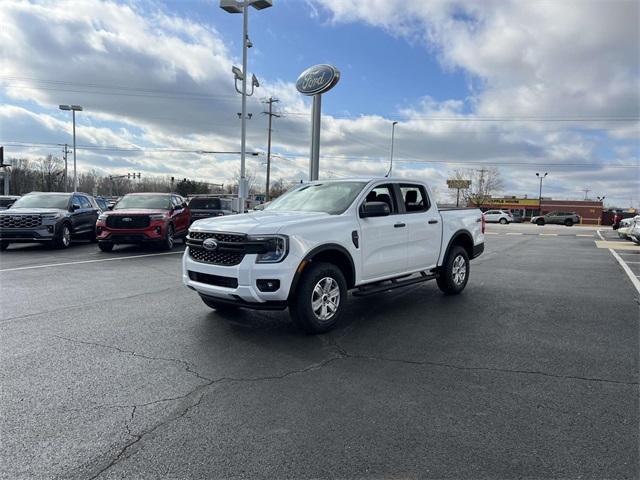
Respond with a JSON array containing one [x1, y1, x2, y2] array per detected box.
[[481, 197, 604, 224]]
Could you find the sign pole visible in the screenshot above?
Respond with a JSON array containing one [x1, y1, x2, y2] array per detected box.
[[310, 94, 322, 181]]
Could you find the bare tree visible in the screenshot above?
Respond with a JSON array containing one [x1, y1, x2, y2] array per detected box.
[[450, 167, 503, 208], [36, 155, 64, 191], [228, 169, 258, 195]]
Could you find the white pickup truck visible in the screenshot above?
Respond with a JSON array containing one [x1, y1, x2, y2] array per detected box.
[[183, 178, 485, 333]]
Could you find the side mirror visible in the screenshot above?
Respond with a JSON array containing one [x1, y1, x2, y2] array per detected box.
[[71, 204, 80, 211], [360, 201, 390, 218], [107, 205, 114, 210]]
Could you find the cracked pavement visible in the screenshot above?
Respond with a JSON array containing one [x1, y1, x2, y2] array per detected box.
[[0, 232, 638, 479]]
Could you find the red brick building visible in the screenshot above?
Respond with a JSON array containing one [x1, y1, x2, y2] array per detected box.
[[480, 197, 604, 224]]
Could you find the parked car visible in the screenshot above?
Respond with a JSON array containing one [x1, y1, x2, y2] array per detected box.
[[0, 192, 100, 250], [187, 195, 233, 223], [183, 178, 485, 333], [612, 211, 637, 229], [0, 195, 20, 210], [94, 196, 110, 212], [483, 209, 514, 224], [531, 211, 580, 226], [96, 193, 190, 251], [617, 217, 634, 239], [628, 217, 640, 245]]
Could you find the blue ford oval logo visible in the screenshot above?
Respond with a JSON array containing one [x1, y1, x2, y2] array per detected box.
[[296, 64, 340, 96], [202, 238, 218, 251]]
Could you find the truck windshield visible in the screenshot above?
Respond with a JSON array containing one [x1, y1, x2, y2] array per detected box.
[[189, 198, 221, 209], [11, 193, 70, 209], [267, 182, 367, 215], [115, 195, 172, 210]]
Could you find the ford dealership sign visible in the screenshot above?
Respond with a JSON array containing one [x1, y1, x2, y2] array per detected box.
[[296, 64, 340, 96]]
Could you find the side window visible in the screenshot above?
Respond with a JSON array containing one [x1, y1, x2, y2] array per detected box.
[[364, 184, 398, 214], [400, 184, 430, 213], [71, 195, 82, 208], [79, 196, 92, 209]]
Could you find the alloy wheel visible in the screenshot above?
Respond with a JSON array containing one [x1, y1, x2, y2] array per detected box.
[[311, 277, 340, 321]]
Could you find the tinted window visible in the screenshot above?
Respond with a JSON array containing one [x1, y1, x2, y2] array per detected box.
[[114, 195, 172, 210], [79, 196, 92, 209], [95, 198, 108, 210], [400, 184, 430, 213], [189, 198, 222, 209], [12, 193, 71, 209]]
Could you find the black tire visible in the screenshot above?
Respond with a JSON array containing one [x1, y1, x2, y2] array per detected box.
[[437, 246, 470, 295], [289, 261, 347, 334], [0, 241, 9, 251], [200, 296, 238, 313], [98, 241, 114, 252], [161, 224, 175, 250], [54, 223, 72, 249], [565, 219, 573, 227], [499, 218, 508, 224], [536, 219, 545, 226]]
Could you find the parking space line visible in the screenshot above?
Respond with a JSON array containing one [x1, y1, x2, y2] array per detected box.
[[576, 234, 594, 237], [505, 233, 523, 235], [539, 233, 558, 236], [596, 230, 606, 241], [485, 232, 500, 235], [0, 251, 184, 273], [609, 249, 640, 294]]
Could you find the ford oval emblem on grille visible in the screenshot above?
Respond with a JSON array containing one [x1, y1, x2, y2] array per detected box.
[[202, 238, 218, 251], [122, 217, 132, 222]]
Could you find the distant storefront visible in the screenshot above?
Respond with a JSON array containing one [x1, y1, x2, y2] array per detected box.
[[480, 197, 604, 225]]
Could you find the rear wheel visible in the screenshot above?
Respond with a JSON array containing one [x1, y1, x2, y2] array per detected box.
[[499, 218, 508, 224], [536, 219, 545, 226], [54, 223, 72, 249], [0, 241, 9, 251], [289, 262, 347, 334], [564, 219, 574, 226], [98, 241, 114, 252], [437, 246, 469, 295]]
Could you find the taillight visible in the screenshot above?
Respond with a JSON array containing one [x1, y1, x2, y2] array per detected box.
[[481, 214, 486, 234]]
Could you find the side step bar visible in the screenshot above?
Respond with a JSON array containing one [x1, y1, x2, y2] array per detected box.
[[352, 271, 437, 297]]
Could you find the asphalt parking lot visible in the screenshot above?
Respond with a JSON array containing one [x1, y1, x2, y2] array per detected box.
[[1, 224, 638, 480]]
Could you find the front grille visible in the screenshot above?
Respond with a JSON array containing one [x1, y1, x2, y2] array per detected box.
[[188, 271, 238, 288], [0, 215, 42, 229], [188, 231, 246, 266], [107, 215, 150, 229]]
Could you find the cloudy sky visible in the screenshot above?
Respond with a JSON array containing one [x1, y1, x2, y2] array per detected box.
[[0, 0, 638, 205]]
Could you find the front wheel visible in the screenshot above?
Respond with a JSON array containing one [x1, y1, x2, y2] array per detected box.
[[54, 223, 72, 249], [565, 219, 574, 227], [0, 241, 9, 251], [437, 246, 470, 295], [289, 262, 347, 334], [536, 219, 545, 226], [161, 224, 175, 250], [499, 218, 508, 224], [98, 241, 114, 252]]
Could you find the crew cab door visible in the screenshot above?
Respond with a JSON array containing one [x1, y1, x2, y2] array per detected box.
[[357, 183, 407, 282], [396, 183, 441, 270], [171, 195, 189, 234]]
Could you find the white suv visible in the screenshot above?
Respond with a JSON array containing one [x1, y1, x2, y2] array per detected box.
[[483, 209, 514, 224]]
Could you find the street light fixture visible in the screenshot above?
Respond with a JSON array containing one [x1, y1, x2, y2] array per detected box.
[[59, 104, 83, 191], [220, 0, 271, 212], [386, 121, 399, 177], [536, 172, 548, 215]]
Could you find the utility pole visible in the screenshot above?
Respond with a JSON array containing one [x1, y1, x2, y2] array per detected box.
[[61, 144, 71, 192], [582, 188, 591, 201], [262, 97, 280, 201]]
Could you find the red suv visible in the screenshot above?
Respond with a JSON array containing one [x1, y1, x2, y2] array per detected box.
[[96, 193, 190, 251]]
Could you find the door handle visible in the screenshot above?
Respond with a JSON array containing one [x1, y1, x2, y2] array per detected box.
[[394, 223, 406, 228], [428, 219, 439, 224]]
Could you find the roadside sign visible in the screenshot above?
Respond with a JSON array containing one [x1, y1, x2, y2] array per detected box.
[[447, 179, 471, 189], [296, 64, 340, 96]]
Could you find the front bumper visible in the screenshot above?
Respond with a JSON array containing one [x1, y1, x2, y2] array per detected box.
[[182, 247, 301, 305], [0, 225, 57, 242], [97, 223, 167, 244]]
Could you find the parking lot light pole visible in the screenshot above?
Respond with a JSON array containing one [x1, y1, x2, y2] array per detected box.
[[220, 0, 272, 211], [536, 172, 548, 215], [386, 121, 398, 177], [59, 105, 83, 192]]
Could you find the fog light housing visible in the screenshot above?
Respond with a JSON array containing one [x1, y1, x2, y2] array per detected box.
[[155, 226, 162, 234], [256, 279, 280, 292], [96, 226, 102, 234], [47, 225, 54, 233]]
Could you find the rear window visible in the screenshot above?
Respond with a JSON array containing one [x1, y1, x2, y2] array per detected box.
[[189, 198, 222, 209]]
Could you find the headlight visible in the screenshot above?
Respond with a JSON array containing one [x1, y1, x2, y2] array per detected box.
[[149, 214, 167, 220], [248, 235, 288, 263], [42, 213, 64, 221]]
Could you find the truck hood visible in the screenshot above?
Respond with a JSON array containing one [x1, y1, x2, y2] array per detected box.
[[190, 210, 331, 235], [0, 208, 67, 215]]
